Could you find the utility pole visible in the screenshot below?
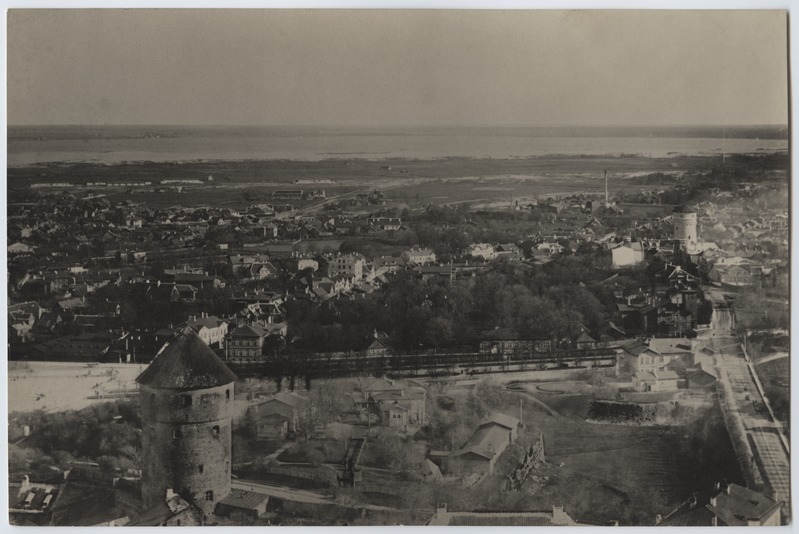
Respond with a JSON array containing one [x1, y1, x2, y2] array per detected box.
[[722, 127, 726, 164]]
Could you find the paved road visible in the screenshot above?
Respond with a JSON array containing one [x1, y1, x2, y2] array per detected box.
[[232, 480, 398, 512], [233, 480, 331, 505], [702, 288, 790, 511]]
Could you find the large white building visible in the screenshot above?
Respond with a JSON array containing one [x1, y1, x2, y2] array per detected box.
[[402, 246, 436, 266], [465, 243, 496, 260], [179, 315, 229, 348], [611, 242, 644, 268]]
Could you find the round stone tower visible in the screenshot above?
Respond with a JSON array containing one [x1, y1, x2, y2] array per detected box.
[[672, 204, 697, 249], [136, 327, 237, 516]]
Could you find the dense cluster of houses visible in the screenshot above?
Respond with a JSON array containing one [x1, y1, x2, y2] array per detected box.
[[8, 177, 788, 373]]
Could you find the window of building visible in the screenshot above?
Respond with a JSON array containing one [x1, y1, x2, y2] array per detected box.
[[173, 429, 182, 439], [212, 425, 220, 436], [205, 491, 214, 501], [183, 395, 192, 407], [226, 390, 230, 400], [198, 465, 204, 474]]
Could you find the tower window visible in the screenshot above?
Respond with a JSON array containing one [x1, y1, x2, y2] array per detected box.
[[212, 425, 220, 436], [225, 389, 230, 400], [205, 491, 214, 501], [172, 429, 182, 439], [183, 395, 192, 407], [198, 464, 204, 474]]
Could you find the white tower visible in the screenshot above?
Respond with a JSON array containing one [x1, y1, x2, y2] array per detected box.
[[672, 204, 697, 250]]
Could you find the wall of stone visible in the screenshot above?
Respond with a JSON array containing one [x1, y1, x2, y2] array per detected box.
[[141, 382, 234, 515]]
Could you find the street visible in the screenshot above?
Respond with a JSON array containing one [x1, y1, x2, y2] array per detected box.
[[702, 288, 790, 511]]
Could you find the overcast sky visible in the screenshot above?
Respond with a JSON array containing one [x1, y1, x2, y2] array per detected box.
[[7, 9, 789, 127]]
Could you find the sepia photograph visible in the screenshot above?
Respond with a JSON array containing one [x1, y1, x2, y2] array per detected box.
[[5, 8, 791, 527]]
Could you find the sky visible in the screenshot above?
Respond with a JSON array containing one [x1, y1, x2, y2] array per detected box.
[[6, 9, 790, 127]]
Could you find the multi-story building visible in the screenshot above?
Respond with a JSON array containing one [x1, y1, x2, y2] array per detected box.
[[402, 246, 436, 266], [225, 324, 267, 364], [179, 315, 229, 348], [327, 252, 365, 280]]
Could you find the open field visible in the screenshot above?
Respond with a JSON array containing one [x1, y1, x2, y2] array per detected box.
[[496, 385, 741, 525], [9, 152, 787, 212], [8, 361, 144, 414], [8, 361, 250, 417], [6, 152, 786, 183]]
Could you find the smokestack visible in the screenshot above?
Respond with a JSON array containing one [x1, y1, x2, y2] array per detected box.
[[604, 170, 609, 208]]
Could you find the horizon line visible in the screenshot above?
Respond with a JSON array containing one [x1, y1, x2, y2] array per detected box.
[[8, 122, 790, 129]]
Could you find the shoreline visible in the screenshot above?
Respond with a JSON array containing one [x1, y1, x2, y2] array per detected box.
[[6, 149, 788, 169]]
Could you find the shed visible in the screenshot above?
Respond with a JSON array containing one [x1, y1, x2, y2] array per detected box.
[[687, 369, 717, 389], [214, 489, 269, 520]]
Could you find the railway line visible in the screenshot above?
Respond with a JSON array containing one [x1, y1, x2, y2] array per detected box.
[[230, 346, 619, 379]]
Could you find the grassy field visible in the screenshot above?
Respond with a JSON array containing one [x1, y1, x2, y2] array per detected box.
[[753, 357, 790, 425], [432, 381, 741, 525], [6, 153, 742, 210]]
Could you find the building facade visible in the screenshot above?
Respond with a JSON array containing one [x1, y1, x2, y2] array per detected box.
[[225, 324, 267, 363]]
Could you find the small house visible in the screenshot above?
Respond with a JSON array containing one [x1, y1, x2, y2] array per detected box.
[[253, 391, 310, 439]]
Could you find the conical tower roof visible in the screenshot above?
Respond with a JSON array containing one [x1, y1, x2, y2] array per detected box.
[[672, 204, 696, 214], [136, 327, 236, 389]]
